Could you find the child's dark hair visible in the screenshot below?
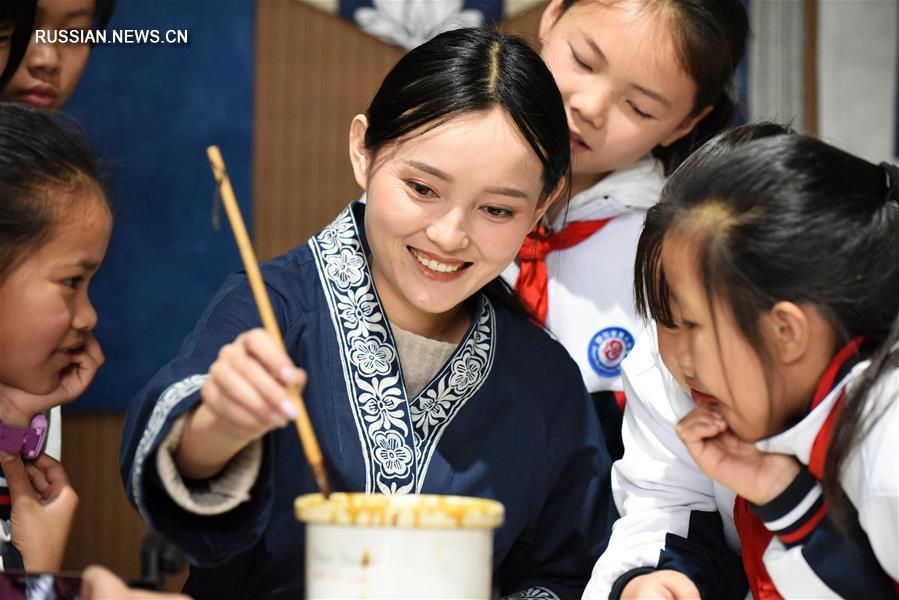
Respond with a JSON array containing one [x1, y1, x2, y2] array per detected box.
[[0, 0, 36, 91], [0, 102, 110, 280], [559, 0, 749, 175], [0, 0, 114, 85], [363, 27, 570, 318], [635, 121, 796, 326], [641, 132, 899, 527], [94, 0, 117, 31]]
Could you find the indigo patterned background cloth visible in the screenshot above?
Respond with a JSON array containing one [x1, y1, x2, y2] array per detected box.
[[304, 0, 543, 49], [65, 0, 253, 410]]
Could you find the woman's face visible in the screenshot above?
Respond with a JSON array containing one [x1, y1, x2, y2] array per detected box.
[[0, 0, 95, 110], [539, 0, 708, 184], [351, 107, 551, 334]]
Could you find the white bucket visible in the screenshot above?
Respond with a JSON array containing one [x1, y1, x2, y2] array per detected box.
[[295, 492, 504, 599]]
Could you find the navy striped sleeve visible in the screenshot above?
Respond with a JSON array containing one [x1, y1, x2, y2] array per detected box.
[[749, 467, 826, 547], [751, 465, 896, 598]]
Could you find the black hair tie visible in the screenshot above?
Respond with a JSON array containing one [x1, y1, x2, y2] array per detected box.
[[880, 161, 899, 204]]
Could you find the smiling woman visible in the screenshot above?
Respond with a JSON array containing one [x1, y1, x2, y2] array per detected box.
[[121, 27, 614, 600], [358, 108, 546, 342]]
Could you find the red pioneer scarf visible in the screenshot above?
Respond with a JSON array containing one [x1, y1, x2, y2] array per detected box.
[[733, 337, 865, 599], [514, 220, 611, 325]]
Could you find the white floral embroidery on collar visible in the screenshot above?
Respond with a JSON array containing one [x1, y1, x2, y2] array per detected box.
[[310, 204, 495, 494]]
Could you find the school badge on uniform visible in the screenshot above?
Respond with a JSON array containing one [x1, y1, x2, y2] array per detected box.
[[587, 327, 635, 378]]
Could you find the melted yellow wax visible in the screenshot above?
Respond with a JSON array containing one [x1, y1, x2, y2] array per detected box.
[[294, 493, 504, 530]]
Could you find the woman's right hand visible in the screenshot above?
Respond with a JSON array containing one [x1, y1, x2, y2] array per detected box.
[[2, 452, 78, 573], [176, 329, 307, 479], [201, 328, 305, 443], [621, 570, 701, 600]]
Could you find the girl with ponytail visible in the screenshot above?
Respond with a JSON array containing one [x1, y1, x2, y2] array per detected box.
[[623, 132, 899, 599]]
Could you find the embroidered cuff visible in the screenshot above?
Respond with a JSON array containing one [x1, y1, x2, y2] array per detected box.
[[500, 586, 561, 600], [155, 414, 262, 516], [749, 466, 827, 547]]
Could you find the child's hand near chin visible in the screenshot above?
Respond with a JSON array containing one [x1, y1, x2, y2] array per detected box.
[[676, 406, 800, 505], [0, 333, 105, 421], [53, 332, 105, 406], [2, 452, 79, 573]]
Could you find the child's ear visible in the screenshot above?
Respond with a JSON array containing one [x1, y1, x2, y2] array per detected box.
[[538, 0, 565, 43], [348, 114, 371, 191], [766, 301, 819, 365], [659, 105, 714, 148]]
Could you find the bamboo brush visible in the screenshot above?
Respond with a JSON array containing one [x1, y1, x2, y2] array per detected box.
[[206, 145, 331, 498]]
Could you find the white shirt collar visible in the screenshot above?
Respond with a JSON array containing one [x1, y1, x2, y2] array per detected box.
[[553, 156, 666, 227], [755, 361, 870, 465]]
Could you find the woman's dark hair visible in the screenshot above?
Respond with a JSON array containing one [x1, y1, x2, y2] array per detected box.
[[640, 132, 899, 529], [635, 121, 796, 326], [0, 102, 109, 280], [0, 0, 36, 91], [560, 0, 749, 175], [363, 27, 570, 319]]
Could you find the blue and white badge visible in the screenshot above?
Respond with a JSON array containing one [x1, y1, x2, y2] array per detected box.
[[587, 327, 635, 378]]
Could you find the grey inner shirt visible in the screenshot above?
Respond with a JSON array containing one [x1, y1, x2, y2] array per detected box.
[[390, 322, 457, 398]]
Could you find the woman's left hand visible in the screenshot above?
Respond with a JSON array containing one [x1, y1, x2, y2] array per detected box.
[[0, 332, 104, 423], [676, 406, 800, 505]]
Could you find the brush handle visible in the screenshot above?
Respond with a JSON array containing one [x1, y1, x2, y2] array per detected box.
[[207, 145, 331, 497]]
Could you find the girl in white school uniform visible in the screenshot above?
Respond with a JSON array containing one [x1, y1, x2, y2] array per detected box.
[[591, 129, 899, 599], [588, 122, 792, 600], [506, 0, 750, 456]]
